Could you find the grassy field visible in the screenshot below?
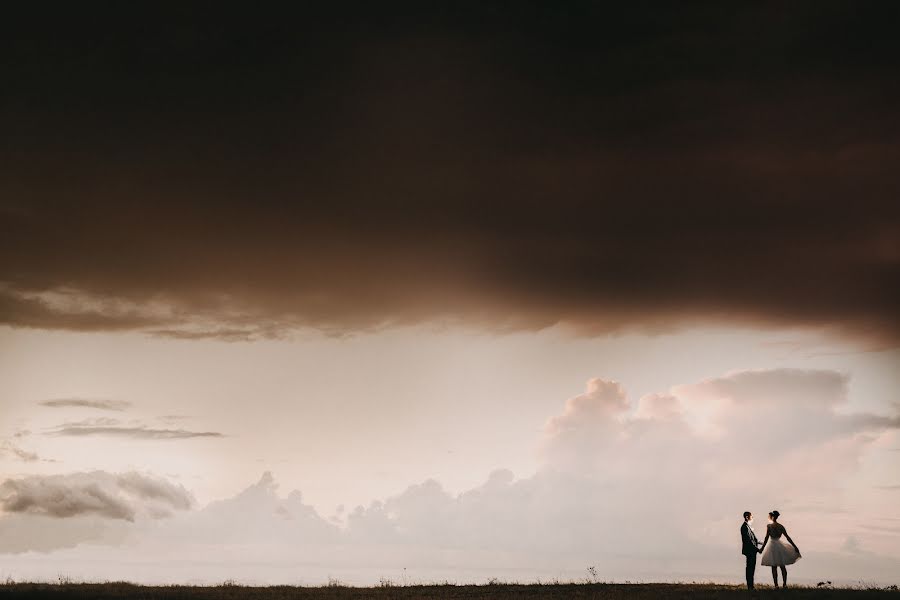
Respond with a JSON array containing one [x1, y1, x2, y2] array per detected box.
[[0, 582, 898, 599]]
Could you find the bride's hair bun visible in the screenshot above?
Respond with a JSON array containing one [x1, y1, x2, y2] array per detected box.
[[770, 510, 780, 519]]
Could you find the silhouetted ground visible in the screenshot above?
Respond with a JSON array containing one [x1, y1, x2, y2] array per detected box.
[[1, 583, 898, 600]]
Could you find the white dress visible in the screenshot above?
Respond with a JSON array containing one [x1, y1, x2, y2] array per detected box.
[[761, 522, 800, 566]]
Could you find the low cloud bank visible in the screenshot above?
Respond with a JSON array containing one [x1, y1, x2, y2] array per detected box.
[[1, 369, 897, 584]]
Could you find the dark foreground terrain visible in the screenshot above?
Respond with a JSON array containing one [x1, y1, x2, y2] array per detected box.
[[1, 583, 898, 600]]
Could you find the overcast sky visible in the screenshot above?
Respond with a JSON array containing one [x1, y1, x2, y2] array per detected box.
[[1, 1, 899, 587]]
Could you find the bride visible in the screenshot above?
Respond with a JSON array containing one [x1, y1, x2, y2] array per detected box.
[[760, 510, 801, 588]]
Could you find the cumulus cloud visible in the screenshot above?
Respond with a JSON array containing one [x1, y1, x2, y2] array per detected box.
[[178, 471, 340, 546], [540, 378, 630, 470], [544, 369, 898, 488], [0, 471, 193, 522], [633, 393, 683, 420], [671, 369, 900, 459], [338, 369, 899, 573], [1, 369, 897, 583], [39, 398, 131, 411]]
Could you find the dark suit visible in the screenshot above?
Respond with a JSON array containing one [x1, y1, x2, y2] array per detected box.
[[741, 521, 760, 590]]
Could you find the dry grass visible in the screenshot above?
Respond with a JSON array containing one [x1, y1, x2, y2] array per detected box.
[[0, 582, 898, 600]]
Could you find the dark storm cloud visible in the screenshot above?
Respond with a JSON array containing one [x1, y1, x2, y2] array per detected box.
[[1, 2, 898, 342], [39, 398, 132, 411]]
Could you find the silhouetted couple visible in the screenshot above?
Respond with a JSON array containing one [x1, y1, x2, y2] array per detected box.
[[741, 510, 801, 594]]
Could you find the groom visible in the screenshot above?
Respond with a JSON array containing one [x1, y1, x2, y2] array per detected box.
[[741, 511, 762, 593]]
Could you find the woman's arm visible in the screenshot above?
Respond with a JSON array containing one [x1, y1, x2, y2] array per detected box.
[[783, 528, 800, 555], [760, 531, 769, 552]]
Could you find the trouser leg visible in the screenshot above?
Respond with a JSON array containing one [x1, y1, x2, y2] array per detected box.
[[745, 554, 756, 590]]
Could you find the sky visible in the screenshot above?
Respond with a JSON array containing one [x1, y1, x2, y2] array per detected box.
[[1, 1, 899, 587]]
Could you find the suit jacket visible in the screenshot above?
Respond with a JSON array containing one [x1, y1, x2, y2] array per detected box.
[[741, 521, 759, 556]]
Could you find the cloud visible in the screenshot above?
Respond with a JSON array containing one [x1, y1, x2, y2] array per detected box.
[[0, 513, 130, 554], [0, 286, 165, 333], [672, 368, 851, 408], [148, 328, 269, 342], [1, 369, 897, 583], [47, 425, 224, 440], [540, 378, 631, 470], [633, 393, 683, 420], [670, 369, 900, 452], [549, 369, 898, 474], [182, 471, 340, 546], [39, 398, 131, 411], [0, 471, 193, 522], [0, 4, 897, 344], [42, 416, 224, 440], [156, 415, 193, 424], [342, 369, 899, 571], [56, 417, 122, 427], [0, 441, 39, 462]]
